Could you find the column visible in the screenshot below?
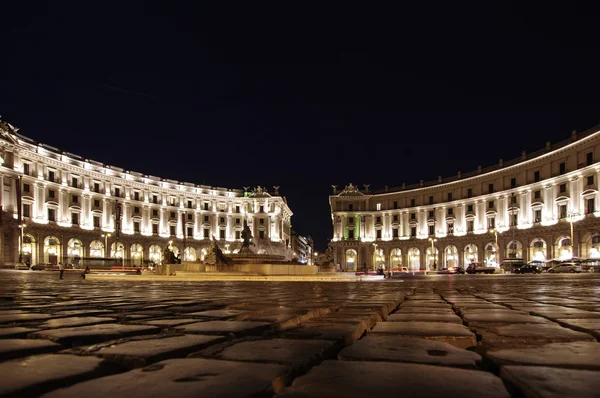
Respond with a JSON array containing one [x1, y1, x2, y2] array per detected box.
[[544, 185, 554, 221], [402, 212, 409, 236], [142, 205, 150, 233], [194, 211, 201, 238], [82, 194, 91, 227], [477, 200, 485, 231], [123, 203, 130, 233], [160, 208, 167, 235], [177, 210, 184, 238], [60, 189, 68, 222], [0, 174, 4, 208], [103, 198, 113, 229]]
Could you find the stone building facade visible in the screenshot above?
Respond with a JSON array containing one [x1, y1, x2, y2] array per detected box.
[[330, 127, 600, 272], [0, 120, 292, 267]]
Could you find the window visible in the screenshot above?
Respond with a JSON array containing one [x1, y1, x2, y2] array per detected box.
[[94, 183, 101, 193], [376, 203, 381, 211], [48, 170, 55, 182], [534, 190, 541, 200], [488, 217, 495, 229], [235, 205, 240, 213], [152, 209, 158, 217], [512, 214, 518, 226], [187, 200, 193, 209], [447, 208, 453, 216], [559, 184, 566, 194], [134, 191, 140, 201], [534, 171, 540, 182], [428, 211, 433, 218], [71, 177, 78, 187], [467, 220, 474, 232], [259, 218, 264, 225], [152, 224, 158, 234], [134, 222, 140, 233], [236, 218, 240, 224], [534, 209, 542, 223], [48, 208, 56, 222], [410, 199, 416, 207], [488, 183, 494, 193], [559, 205, 567, 219], [488, 200, 494, 209], [219, 217, 224, 224], [588, 176, 594, 186], [93, 216, 100, 228], [511, 195, 517, 204], [259, 205, 265, 213], [410, 213, 416, 220], [348, 229, 354, 239], [467, 204, 473, 212], [376, 216, 381, 223], [429, 225, 434, 236], [188, 214, 193, 221], [348, 217, 354, 224], [410, 226, 417, 237], [23, 204, 30, 218], [23, 163, 30, 175], [447, 222, 454, 234], [258, 230, 264, 239], [348, 204, 353, 211], [587, 152, 594, 166], [393, 201, 398, 209], [72, 195, 78, 204], [203, 215, 209, 223], [392, 228, 398, 238], [467, 188, 472, 198], [204, 202, 209, 211], [49, 190, 55, 199], [393, 215, 398, 222], [170, 212, 175, 218], [94, 199, 100, 208], [376, 230, 382, 239], [170, 197, 176, 206], [152, 195, 158, 204], [170, 225, 176, 235], [511, 178, 516, 188], [71, 213, 79, 225], [447, 193, 452, 201], [587, 198, 595, 214], [559, 162, 566, 174], [429, 196, 434, 205], [204, 229, 210, 238], [187, 227, 193, 237], [114, 187, 120, 197], [134, 207, 140, 214], [23, 183, 30, 193], [235, 230, 241, 239]]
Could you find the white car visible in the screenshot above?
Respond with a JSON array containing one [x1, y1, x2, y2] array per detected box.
[[14, 263, 29, 270], [548, 262, 582, 273]]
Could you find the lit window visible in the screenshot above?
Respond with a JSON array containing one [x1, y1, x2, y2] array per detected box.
[[376, 203, 381, 211]]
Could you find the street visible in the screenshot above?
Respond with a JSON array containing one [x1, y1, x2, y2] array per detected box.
[[1, 269, 599, 397]]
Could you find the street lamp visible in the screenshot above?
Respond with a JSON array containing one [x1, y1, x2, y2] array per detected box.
[[428, 238, 437, 271], [101, 233, 111, 258]]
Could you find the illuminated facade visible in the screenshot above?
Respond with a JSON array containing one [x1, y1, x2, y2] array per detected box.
[[330, 127, 600, 272], [0, 121, 292, 266]]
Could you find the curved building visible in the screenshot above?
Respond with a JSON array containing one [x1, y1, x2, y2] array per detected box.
[[330, 126, 600, 272], [0, 120, 292, 267]]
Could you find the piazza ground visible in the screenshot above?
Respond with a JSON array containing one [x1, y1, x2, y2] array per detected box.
[[1, 270, 600, 397]]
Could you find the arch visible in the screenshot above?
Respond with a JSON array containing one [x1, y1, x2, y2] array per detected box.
[[111, 242, 125, 259], [130, 244, 143, 266], [529, 238, 547, 262], [506, 240, 523, 259], [345, 249, 357, 272], [556, 235, 572, 260], [43, 236, 61, 265], [67, 238, 83, 266], [22, 233, 36, 266], [425, 247, 439, 271], [89, 240, 104, 258], [484, 242, 498, 266], [390, 248, 402, 269], [373, 248, 385, 270], [444, 245, 458, 268], [464, 244, 478, 265], [408, 248, 420, 271], [149, 245, 162, 264], [184, 247, 197, 262], [581, 233, 600, 258]]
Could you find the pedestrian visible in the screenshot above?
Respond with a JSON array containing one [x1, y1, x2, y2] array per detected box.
[[58, 262, 64, 280]]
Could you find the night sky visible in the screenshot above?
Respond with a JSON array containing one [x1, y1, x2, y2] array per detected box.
[[2, 2, 600, 251]]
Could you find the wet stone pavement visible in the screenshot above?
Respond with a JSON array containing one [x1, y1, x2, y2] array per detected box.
[[1, 270, 600, 397]]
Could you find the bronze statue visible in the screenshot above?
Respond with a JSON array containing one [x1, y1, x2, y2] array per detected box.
[[240, 221, 254, 252]]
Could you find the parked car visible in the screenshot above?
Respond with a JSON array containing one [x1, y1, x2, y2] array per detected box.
[[30, 264, 46, 271], [500, 259, 527, 273], [14, 263, 29, 270], [548, 262, 582, 273], [436, 266, 464, 274], [466, 263, 497, 274], [514, 264, 543, 274]]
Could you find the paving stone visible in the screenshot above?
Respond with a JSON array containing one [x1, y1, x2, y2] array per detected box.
[[142, 318, 201, 327], [276, 360, 510, 398], [42, 358, 288, 397], [75, 334, 225, 368], [401, 301, 452, 308], [370, 321, 476, 349], [499, 366, 600, 398], [486, 341, 600, 370], [0, 338, 63, 360], [0, 326, 41, 338], [554, 318, 600, 338], [30, 323, 160, 347], [188, 309, 249, 319], [387, 313, 462, 323], [176, 320, 272, 336], [340, 304, 389, 318], [0, 313, 53, 324], [1, 354, 110, 397], [531, 309, 600, 319], [397, 307, 456, 314], [318, 313, 380, 328], [51, 309, 114, 317], [38, 316, 116, 329], [475, 323, 596, 349], [338, 335, 481, 368], [279, 322, 367, 347], [463, 312, 549, 324]]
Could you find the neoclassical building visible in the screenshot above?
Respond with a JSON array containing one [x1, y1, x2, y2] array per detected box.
[[330, 127, 600, 272], [0, 120, 293, 267]]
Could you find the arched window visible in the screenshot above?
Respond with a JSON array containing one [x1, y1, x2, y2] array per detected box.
[[22, 234, 36, 266], [149, 245, 162, 264], [345, 249, 357, 271], [464, 244, 478, 265], [89, 241, 104, 258], [506, 241, 523, 259], [43, 236, 61, 265], [425, 247, 439, 271], [484, 242, 498, 266], [131, 244, 143, 265], [111, 242, 125, 259], [184, 247, 197, 262], [390, 248, 402, 269], [444, 245, 458, 268], [68, 238, 83, 265], [373, 248, 384, 269], [529, 238, 547, 262], [557, 236, 572, 260], [408, 248, 420, 271]]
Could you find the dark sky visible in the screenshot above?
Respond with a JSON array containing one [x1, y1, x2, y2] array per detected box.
[[2, 2, 600, 251]]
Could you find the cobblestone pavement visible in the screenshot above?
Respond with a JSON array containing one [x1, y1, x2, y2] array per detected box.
[[1, 270, 600, 397]]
